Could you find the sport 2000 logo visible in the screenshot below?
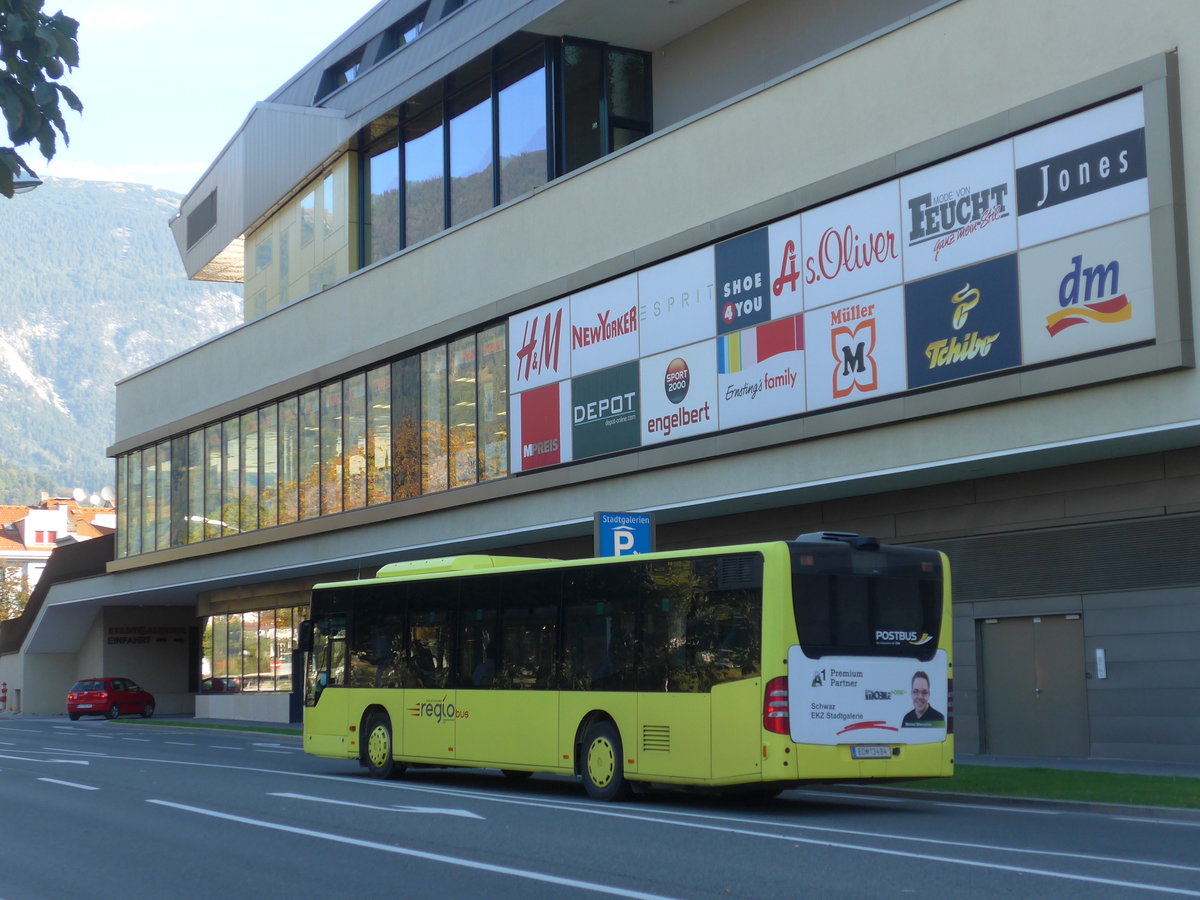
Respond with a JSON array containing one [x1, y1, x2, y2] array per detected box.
[[408, 697, 470, 723]]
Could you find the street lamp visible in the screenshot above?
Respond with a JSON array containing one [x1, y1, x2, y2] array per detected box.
[[11, 162, 42, 194]]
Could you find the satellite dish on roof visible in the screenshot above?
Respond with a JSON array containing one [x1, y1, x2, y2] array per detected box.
[[72, 487, 87, 502], [89, 494, 102, 506], [100, 485, 116, 503]]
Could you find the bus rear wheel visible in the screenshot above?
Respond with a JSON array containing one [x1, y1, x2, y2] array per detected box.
[[581, 721, 631, 801], [364, 713, 402, 779]]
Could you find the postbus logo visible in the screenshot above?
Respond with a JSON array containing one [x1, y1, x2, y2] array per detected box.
[[1045, 253, 1131, 336], [408, 696, 469, 723], [664, 357, 690, 404]]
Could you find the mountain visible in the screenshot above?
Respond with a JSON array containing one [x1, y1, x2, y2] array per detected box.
[[0, 178, 242, 503]]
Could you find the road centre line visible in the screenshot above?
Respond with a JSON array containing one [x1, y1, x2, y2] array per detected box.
[[1115, 817, 1200, 829], [39, 778, 99, 790], [148, 800, 679, 900]]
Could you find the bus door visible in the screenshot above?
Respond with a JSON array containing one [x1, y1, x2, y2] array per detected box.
[[401, 580, 457, 761], [303, 613, 350, 757]]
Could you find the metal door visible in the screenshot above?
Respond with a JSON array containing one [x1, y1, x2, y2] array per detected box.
[[980, 614, 1089, 757]]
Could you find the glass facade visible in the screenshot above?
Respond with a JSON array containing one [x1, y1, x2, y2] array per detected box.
[[117, 321, 508, 558], [201, 605, 307, 693]]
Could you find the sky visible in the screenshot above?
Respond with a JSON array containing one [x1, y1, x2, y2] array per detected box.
[[36, 0, 371, 195]]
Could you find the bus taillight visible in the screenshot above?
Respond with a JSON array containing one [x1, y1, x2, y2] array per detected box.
[[763, 676, 790, 734]]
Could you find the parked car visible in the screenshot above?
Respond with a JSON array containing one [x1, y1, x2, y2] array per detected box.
[[200, 676, 241, 693], [67, 677, 155, 720]]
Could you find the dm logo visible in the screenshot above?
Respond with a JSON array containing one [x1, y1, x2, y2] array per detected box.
[[1046, 254, 1131, 336]]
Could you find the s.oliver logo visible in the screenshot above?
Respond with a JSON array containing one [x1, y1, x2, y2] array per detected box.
[[408, 697, 469, 723], [664, 357, 690, 404]]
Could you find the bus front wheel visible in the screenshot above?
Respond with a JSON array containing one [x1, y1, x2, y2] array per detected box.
[[364, 712, 402, 779], [581, 721, 631, 801]]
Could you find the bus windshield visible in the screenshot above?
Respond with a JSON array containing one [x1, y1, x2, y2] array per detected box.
[[789, 542, 942, 661]]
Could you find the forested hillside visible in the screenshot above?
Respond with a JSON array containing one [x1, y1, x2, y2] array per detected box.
[[0, 178, 242, 503]]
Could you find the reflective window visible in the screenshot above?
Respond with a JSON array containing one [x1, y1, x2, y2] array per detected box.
[[366, 365, 391, 505], [141, 445, 157, 553], [222, 416, 240, 536], [156, 440, 171, 551], [477, 323, 507, 481], [240, 411, 258, 533], [343, 373, 367, 511], [188, 430, 204, 543], [366, 140, 400, 264], [170, 435, 189, 547], [300, 190, 315, 246], [320, 382, 343, 516], [255, 237, 272, 273], [204, 424, 222, 539], [323, 173, 335, 237], [298, 390, 320, 520], [127, 449, 142, 556], [404, 109, 444, 246], [449, 82, 493, 226], [278, 397, 300, 525], [449, 334, 477, 488], [562, 42, 603, 174], [498, 53, 547, 204], [258, 404, 279, 529], [392, 355, 421, 500], [279, 226, 290, 306], [116, 455, 128, 558], [420, 347, 448, 493]]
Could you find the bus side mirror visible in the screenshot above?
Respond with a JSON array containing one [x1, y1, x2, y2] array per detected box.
[[298, 620, 313, 653]]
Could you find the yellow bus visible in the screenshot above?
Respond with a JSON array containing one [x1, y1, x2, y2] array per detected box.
[[299, 532, 953, 800]]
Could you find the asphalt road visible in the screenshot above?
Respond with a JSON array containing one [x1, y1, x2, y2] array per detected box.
[[2, 717, 1198, 899]]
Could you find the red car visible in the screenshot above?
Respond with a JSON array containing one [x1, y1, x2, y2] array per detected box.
[[67, 677, 155, 720]]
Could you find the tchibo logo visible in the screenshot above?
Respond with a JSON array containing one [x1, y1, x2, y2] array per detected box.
[[408, 697, 469, 723]]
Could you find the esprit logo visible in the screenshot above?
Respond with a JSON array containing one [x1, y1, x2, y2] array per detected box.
[[1045, 254, 1131, 336]]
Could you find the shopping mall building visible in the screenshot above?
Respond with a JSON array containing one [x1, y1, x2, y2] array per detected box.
[[2, 0, 1198, 764]]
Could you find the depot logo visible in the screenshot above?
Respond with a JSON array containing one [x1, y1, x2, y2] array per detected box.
[[408, 697, 469, 723]]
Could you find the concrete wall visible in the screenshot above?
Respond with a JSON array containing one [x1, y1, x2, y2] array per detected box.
[[100, 607, 196, 716]]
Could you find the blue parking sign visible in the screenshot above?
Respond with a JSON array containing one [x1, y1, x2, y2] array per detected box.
[[593, 512, 656, 557]]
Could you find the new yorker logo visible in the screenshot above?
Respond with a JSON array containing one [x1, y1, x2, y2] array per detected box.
[[1045, 253, 1131, 336], [907, 183, 1009, 260], [1016, 128, 1146, 215], [514, 307, 564, 383], [572, 305, 638, 349]]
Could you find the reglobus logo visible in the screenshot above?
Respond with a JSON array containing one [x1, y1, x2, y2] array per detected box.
[[408, 696, 469, 723]]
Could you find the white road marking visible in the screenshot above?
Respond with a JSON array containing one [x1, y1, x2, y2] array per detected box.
[[1114, 816, 1200, 829], [149, 800, 678, 900], [0, 753, 89, 765], [270, 791, 484, 819], [39, 778, 99, 790]]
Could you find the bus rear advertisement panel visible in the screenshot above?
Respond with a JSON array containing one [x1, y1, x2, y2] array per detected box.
[[301, 534, 953, 800]]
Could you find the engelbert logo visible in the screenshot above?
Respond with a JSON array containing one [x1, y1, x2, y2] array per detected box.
[[408, 697, 469, 723], [1045, 253, 1131, 336]]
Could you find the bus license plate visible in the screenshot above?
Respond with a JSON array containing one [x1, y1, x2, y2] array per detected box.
[[851, 746, 891, 760]]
